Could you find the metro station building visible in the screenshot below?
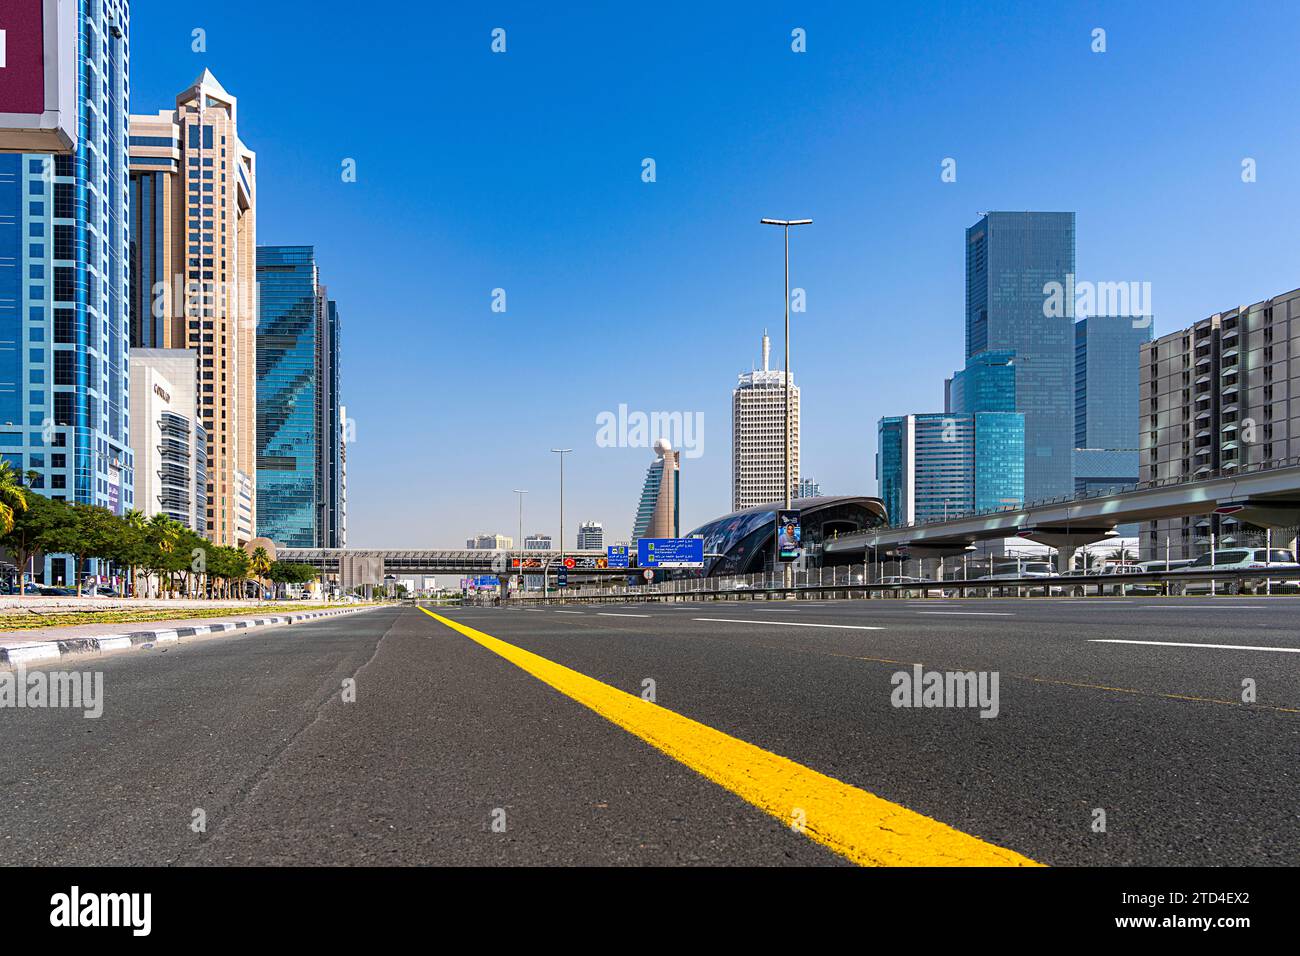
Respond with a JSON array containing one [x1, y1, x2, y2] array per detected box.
[[678, 495, 888, 579]]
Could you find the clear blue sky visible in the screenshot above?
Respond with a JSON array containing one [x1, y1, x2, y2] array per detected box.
[[132, 0, 1300, 548]]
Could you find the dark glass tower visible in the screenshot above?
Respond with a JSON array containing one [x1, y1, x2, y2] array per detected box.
[[255, 245, 342, 548], [966, 212, 1076, 502], [1073, 315, 1152, 497]]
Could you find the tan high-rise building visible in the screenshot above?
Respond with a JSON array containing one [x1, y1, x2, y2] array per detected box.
[[128, 71, 257, 545], [732, 331, 800, 511], [631, 442, 681, 541], [1139, 287, 1300, 560]]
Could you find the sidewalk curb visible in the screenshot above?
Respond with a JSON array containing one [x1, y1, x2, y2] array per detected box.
[[0, 605, 387, 666]]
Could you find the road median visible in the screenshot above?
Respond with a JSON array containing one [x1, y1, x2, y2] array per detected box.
[[0, 604, 388, 666]]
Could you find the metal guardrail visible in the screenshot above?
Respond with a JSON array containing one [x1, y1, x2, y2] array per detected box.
[[861, 455, 1300, 534], [494, 566, 1300, 605]]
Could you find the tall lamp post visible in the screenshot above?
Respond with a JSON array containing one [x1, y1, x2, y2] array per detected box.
[[551, 448, 572, 599], [760, 217, 812, 590], [513, 489, 528, 597]]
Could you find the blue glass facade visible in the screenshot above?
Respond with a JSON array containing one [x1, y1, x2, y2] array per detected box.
[[966, 212, 1076, 503], [972, 412, 1025, 512], [875, 417, 906, 527], [1074, 316, 1151, 451], [877, 412, 1024, 526], [949, 348, 1017, 415], [324, 299, 343, 547], [0, 0, 133, 584], [1074, 317, 1150, 535], [255, 246, 321, 547]]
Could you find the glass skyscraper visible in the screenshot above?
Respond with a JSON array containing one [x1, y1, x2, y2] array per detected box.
[[631, 447, 680, 540], [1074, 316, 1152, 509], [948, 349, 1017, 415], [0, 0, 133, 584], [255, 245, 342, 548], [966, 212, 1076, 502], [876, 412, 1024, 526]]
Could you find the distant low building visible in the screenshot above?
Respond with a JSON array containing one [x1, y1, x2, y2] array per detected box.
[[576, 521, 604, 550], [795, 478, 821, 499]]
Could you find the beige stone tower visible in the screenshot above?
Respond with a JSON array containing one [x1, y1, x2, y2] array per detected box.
[[128, 70, 258, 545]]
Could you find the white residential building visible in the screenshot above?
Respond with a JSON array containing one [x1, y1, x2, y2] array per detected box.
[[128, 349, 206, 530], [732, 331, 800, 511]]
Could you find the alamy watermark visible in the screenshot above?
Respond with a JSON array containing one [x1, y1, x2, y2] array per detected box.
[[891, 664, 999, 718], [595, 404, 704, 459], [1043, 274, 1152, 327], [1, 665, 103, 718]]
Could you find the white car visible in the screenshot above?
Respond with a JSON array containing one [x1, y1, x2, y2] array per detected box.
[[1183, 548, 1300, 594], [978, 562, 1059, 580], [974, 563, 1061, 595], [1082, 563, 1148, 594]]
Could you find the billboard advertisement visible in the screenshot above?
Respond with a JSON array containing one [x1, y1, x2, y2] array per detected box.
[[637, 537, 704, 569], [776, 510, 802, 562], [512, 555, 608, 570], [0, 0, 78, 153]]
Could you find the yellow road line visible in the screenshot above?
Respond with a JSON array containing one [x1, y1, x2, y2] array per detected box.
[[418, 607, 1040, 867]]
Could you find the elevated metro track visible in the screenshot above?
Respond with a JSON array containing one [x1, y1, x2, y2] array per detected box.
[[825, 459, 1300, 570]]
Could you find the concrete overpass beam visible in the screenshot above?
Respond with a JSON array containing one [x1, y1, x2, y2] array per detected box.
[[1214, 500, 1300, 536], [1016, 527, 1118, 574]]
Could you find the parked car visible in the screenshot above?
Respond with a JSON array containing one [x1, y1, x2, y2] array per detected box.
[[879, 575, 944, 598], [37, 586, 77, 596], [974, 562, 1061, 595], [1083, 563, 1150, 594], [1183, 548, 1300, 594], [1137, 559, 1196, 573]]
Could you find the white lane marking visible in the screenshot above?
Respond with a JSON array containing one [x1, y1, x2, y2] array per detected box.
[[1090, 639, 1300, 654], [915, 611, 1013, 616], [1137, 605, 1266, 609], [553, 610, 584, 615], [693, 618, 883, 630], [598, 612, 652, 618]]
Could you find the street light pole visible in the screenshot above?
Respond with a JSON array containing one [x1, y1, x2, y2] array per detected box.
[[761, 217, 812, 591], [513, 489, 527, 596], [551, 449, 572, 599]]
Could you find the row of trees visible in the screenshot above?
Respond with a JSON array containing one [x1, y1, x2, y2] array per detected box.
[[0, 461, 318, 598]]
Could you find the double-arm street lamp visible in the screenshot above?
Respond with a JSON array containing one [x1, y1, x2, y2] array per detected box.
[[760, 218, 812, 588]]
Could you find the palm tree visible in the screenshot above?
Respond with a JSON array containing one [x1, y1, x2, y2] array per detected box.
[[146, 513, 183, 597], [122, 509, 147, 597], [249, 546, 271, 601], [0, 459, 28, 536]]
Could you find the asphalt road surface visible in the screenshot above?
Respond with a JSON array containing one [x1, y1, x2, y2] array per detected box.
[[2, 597, 1296, 866]]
